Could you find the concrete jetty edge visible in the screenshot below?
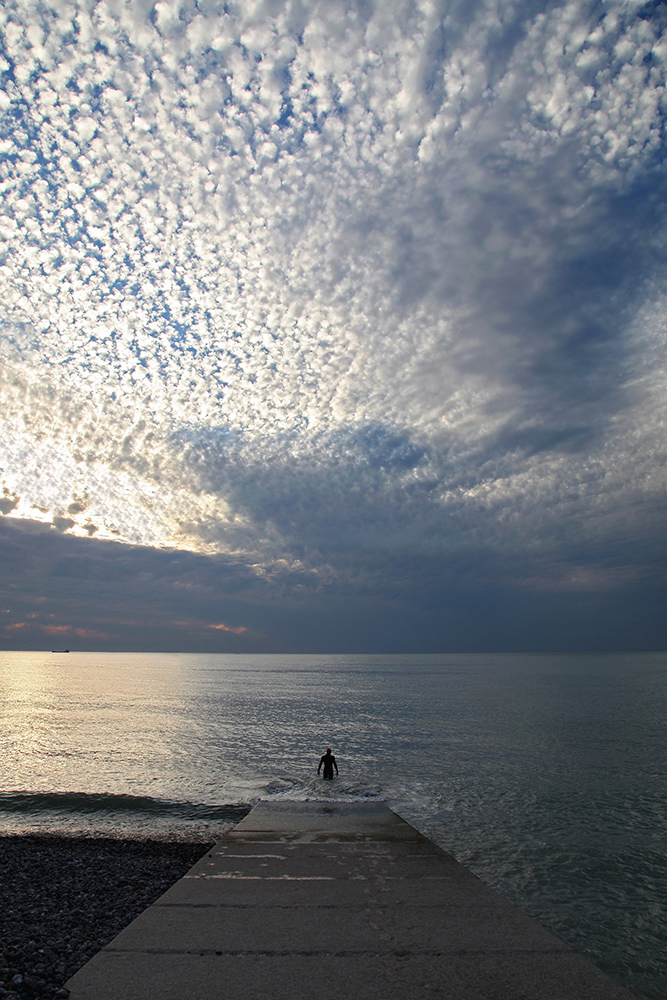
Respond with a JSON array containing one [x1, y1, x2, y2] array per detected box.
[[66, 800, 638, 999]]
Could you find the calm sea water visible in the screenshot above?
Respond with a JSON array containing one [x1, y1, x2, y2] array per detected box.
[[1, 651, 666, 998]]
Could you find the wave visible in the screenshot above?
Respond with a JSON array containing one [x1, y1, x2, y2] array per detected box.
[[264, 781, 386, 803], [0, 791, 250, 824]]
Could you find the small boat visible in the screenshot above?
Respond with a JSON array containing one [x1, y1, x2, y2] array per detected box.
[[51, 648, 70, 653]]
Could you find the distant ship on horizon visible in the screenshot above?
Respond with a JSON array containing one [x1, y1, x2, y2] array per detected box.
[[51, 648, 70, 653]]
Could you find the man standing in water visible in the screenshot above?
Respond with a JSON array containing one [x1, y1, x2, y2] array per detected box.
[[318, 747, 338, 780]]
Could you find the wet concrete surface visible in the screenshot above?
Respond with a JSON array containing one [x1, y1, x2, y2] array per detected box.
[[66, 801, 637, 1000]]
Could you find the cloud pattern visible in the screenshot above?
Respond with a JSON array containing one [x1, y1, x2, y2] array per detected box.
[[1, 0, 666, 605]]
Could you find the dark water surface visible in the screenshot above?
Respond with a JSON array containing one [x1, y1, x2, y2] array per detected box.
[[1, 651, 665, 998]]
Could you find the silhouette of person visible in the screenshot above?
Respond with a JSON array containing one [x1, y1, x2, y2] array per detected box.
[[318, 747, 338, 780]]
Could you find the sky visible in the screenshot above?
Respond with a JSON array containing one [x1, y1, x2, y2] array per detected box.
[[0, 0, 666, 653]]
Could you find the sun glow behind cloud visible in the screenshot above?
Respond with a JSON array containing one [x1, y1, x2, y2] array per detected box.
[[0, 0, 666, 603]]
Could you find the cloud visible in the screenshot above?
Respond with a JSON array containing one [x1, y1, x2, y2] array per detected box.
[[41, 624, 108, 639], [0, 489, 19, 514], [0, 0, 666, 646], [0, 514, 665, 652]]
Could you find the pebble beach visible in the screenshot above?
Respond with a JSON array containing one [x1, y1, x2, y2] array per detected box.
[[0, 836, 212, 1000]]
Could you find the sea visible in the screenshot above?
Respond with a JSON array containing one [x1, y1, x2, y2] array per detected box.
[[0, 651, 665, 999]]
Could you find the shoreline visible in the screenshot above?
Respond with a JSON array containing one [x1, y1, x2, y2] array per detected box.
[[0, 834, 213, 1000]]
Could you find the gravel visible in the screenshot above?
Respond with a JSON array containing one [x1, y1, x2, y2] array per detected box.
[[0, 835, 213, 1000]]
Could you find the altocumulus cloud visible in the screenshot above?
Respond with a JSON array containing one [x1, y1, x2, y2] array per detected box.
[[0, 0, 666, 650]]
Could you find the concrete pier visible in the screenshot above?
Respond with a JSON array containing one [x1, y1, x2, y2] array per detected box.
[[66, 801, 636, 999]]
